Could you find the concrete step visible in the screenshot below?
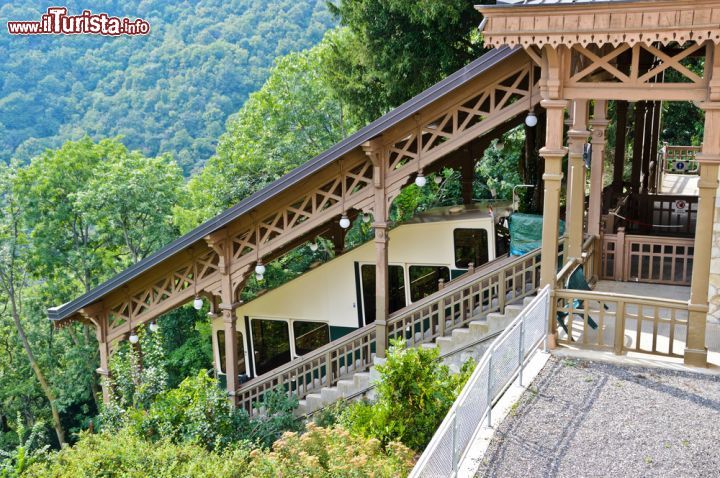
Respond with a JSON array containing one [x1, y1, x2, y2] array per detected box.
[[469, 320, 490, 335], [504, 304, 525, 320], [320, 387, 340, 403]]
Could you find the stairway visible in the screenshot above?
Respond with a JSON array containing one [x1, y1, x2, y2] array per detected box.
[[295, 296, 535, 416]]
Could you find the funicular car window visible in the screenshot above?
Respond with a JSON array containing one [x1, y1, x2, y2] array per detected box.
[[409, 265, 450, 302], [217, 330, 246, 375], [360, 264, 406, 324], [454, 228, 489, 268], [251, 319, 291, 376], [293, 321, 330, 356]]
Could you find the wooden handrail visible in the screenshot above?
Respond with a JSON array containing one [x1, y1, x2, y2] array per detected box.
[[555, 289, 688, 308]]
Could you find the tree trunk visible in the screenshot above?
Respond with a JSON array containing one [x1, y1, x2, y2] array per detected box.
[[9, 295, 66, 445]]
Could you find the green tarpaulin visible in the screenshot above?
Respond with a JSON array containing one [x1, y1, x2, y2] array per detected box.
[[507, 213, 565, 256]]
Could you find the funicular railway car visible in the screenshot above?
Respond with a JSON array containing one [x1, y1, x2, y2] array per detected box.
[[211, 203, 511, 383]]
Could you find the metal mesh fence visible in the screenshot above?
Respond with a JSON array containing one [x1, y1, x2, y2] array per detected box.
[[411, 286, 550, 478]]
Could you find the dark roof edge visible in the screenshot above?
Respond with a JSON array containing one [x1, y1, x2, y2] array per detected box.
[[48, 45, 520, 322]]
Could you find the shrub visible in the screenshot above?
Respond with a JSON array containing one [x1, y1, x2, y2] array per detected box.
[[249, 388, 302, 448], [245, 423, 414, 478], [0, 415, 49, 478], [125, 371, 250, 450], [340, 339, 475, 451], [23, 429, 252, 478]]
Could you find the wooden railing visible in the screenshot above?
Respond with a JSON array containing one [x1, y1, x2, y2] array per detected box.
[[235, 248, 546, 413], [600, 228, 694, 285], [554, 289, 689, 358]]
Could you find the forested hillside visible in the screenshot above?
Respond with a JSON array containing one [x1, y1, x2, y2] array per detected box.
[[0, 0, 334, 174]]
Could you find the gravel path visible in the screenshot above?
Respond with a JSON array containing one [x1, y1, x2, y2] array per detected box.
[[475, 357, 720, 478]]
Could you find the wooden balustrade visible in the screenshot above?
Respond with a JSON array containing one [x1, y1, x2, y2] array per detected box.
[[554, 289, 688, 357], [601, 232, 694, 285], [235, 248, 543, 413]]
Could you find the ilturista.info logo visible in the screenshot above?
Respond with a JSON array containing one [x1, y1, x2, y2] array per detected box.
[[7, 7, 150, 36]]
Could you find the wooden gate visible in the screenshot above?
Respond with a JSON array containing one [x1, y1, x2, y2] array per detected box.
[[601, 229, 694, 285]]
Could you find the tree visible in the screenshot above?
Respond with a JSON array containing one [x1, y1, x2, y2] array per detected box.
[[174, 33, 362, 232], [326, 0, 485, 122], [0, 162, 66, 445], [77, 151, 182, 264]]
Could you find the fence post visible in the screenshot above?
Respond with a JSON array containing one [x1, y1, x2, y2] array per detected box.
[[325, 350, 333, 386], [438, 298, 446, 338], [451, 413, 458, 473], [614, 300, 626, 355], [498, 268, 507, 312], [616, 227, 626, 281], [486, 354, 493, 428], [518, 318, 525, 387]]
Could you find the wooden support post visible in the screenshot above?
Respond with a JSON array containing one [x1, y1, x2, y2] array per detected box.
[[588, 100, 609, 237], [685, 101, 720, 367], [95, 314, 111, 404], [364, 141, 389, 358], [566, 100, 590, 260], [460, 154, 475, 205], [648, 101, 662, 193], [539, 97, 568, 349], [222, 306, 240, 402], [374, 221, 389, 359], [631, 101, 646, 195], [613, 101, 628, 196], [641, 102, 654, 193]]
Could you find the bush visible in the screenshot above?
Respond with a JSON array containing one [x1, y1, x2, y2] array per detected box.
[[0, 415, 48, 478], [23, 429, 252, 478], [102, 370, 301, 451], [249, 388, 302, 448], [125, 371, 250, 450], [340, 339, 474, 451], [246, 423, 414, 477]]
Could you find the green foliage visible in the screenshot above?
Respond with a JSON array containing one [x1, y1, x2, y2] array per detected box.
[[157, 308, 214, 388], [661, 101, 704, 146], [327, 0, 485, 122], [249, 389, 302, 448], [24, 424, 413, 478], [23, 429, 253, 478], [245, 423, 414, 478], [1, 1, 335, 174], [174, 31, 361, 231], [124, 372, 250, 451], [0, 414, 48, 478], [340, 339, 475, 451]]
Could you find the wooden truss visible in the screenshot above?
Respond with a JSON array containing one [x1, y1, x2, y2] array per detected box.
[[563, 42, 709, 100], [82, 51, 539, 345]]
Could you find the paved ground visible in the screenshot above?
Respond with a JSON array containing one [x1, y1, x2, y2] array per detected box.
[[475, 357, 720, 478]]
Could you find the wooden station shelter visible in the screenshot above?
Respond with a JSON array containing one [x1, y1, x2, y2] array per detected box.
[[50, 0, 720, 408]]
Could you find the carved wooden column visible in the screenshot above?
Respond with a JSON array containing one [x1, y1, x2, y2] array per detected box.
[[539, 98, 567, 287], [686, 101, 720, 367], [222, 305, 240, 399], [363, 141, 389, 358], [566, 100, 590, 260], [206, 231, 242, 404], [588, 100, 609, 237]]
